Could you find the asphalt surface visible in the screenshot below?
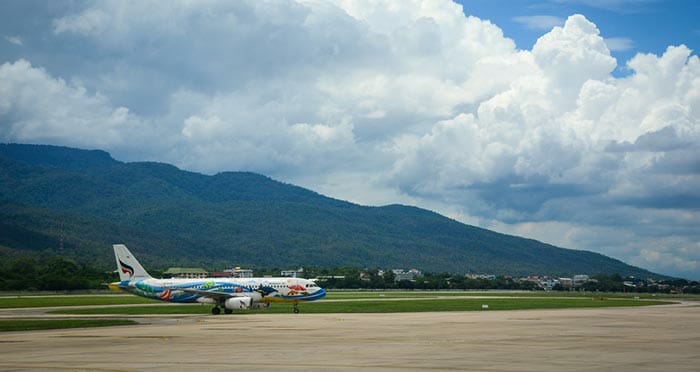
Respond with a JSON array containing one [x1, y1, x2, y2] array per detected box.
[[0, 302, 698, 371]]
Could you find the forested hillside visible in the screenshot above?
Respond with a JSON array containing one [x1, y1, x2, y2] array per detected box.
[[0, 144, 663, 278]]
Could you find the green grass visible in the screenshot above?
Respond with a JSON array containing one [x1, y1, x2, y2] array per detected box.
[[1, 291, 688, 310], [0, 319, 137, 332], [52, 304, 210, 315], [51, 297, 674, 315], [0, 295, 158, 308]]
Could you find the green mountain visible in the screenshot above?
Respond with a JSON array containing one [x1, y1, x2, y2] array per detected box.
[[0, 143, 664, 278]]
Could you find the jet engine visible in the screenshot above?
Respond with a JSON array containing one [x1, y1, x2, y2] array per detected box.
[[224, 297, 252, 310]]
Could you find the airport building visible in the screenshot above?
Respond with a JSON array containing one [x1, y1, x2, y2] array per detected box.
[[233, 267, 253, 278], [223, 267, 253, 278], [392, 269, 422, 282], [573, 275, 590, 286], [281, 267, 304, 278], [164, 267, 209, 279]]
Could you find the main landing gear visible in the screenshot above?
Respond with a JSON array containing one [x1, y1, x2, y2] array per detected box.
[[211, 303, 297, 314], [211, 306, 234, 315]]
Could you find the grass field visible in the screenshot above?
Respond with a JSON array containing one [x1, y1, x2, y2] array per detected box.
[[0, 292, 677, 332], [0, 295, 157, 308], [0, 319, 137, 332], [1, 291, 687, 310], [2, 290, 691, 309], [50, 297, 674, 315]]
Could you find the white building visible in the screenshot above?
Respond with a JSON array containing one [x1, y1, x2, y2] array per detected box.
[[573, 275, 590, 286], [393, 269, 422, 282], [224, 267, 253, 278], [559, 278, 573, 288], [164, 267, 208, 279], [281, 267, 304, 278]]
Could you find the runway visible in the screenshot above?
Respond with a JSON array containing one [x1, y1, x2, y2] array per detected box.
[[1, 303, 698, 371]]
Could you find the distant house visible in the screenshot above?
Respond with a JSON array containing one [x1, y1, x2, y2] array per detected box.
[[164, 267, 208, 279], [573, 275, 590, 286], [539, 279, 559, 291], [281, 267, 304, 278], [465, 273, 496, 280], [315, 276, 346, 281], [224, 267, 253, 278], [392, 269, 422, 282], [559, 278, 573, 288]]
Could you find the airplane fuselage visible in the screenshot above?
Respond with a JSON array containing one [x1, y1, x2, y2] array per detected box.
[[111, 243, 325, 314], [111, 276, 326, 304]]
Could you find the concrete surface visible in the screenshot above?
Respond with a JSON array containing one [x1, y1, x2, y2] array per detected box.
[[1, 303, 698, 371]]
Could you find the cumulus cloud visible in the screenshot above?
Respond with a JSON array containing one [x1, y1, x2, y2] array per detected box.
[[0, 59, 140, 148], [512, 15, 564, 31], [1, 1, 698, 278], [605, 37, 634, 51]]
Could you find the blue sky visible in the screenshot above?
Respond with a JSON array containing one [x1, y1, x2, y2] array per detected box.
[[0, 0, 698, 279]]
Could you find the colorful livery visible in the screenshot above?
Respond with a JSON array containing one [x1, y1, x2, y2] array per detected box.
[[109, 244, 326, 314]]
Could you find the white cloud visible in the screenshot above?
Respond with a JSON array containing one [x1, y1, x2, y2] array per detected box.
[[0, 59, 140, 148], [53, 8, 109, 36], [532, 15, 616, 92], [512, 15, 564, 31], [1, 1, 699, 278], [4, 36, 23, 46], [605, 37, 634, 51], [550, 0, 659, 13]]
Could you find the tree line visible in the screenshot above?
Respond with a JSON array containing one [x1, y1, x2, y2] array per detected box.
[[0, 256, 113, 291], [1, 256, 698, 294]]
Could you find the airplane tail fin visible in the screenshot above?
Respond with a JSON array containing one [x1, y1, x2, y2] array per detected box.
[[113, 244, 152, 281]]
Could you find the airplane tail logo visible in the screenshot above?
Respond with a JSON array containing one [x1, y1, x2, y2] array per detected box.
[[119, 260, 134, 277], [113, 244, 152, 281]]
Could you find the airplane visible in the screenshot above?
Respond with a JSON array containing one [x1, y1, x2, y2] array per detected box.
[[108, 244, 326, 315]]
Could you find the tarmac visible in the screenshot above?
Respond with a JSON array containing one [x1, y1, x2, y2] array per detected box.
[[0, 302, 699, 371]]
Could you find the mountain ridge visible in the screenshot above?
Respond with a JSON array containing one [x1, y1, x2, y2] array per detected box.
[[0, 143, 666, 278]]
